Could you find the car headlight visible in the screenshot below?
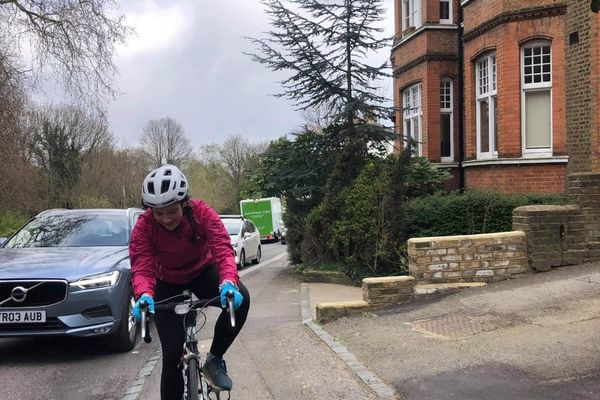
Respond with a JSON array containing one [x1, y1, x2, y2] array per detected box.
[[70, 271, 120, 289]]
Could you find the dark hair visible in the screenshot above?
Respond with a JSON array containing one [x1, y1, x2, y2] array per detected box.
[[181, 196, 199, 243]]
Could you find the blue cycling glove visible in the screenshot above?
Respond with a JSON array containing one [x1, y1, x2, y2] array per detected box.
[[133, 294, 155, 322], [220, 281, 243, 311]]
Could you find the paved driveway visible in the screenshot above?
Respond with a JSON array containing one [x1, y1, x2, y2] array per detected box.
[[323, 262, 600, 400]]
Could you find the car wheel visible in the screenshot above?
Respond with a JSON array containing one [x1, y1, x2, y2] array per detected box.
[[109, 287, 138, 352], [252, 245, 261, 265], [238, 249, 246, 270]]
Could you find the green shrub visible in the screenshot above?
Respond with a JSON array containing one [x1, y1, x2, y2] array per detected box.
[[328, 160, 390, 280], [405, 190, 568, 238], [0, 212, 29, 238]]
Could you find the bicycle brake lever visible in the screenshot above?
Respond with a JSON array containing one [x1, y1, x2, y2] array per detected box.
[[226, 290, 236, 328]]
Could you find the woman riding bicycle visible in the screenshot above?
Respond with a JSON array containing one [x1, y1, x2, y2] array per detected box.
[[129, 164, 250, 400]]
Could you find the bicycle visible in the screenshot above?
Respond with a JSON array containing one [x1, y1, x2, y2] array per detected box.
[[139, 289, 236, 400]]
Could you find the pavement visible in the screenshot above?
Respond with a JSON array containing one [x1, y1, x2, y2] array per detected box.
[[127, 260, 600, 400]]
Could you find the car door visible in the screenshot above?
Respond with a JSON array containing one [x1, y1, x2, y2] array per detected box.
[[243, 220, 257, 259], [247, 220, 260, 257]]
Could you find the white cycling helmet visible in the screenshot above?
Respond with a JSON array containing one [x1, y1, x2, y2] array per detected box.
[[142, 164, 189, 208]]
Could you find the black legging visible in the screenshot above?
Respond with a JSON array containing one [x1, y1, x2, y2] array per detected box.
[[154, 264, 250, 400]]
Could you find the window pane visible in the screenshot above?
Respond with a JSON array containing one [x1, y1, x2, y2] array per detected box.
[[493, 96, 498, 152], [440, 80, 451, 109], [526, 90, 551, 148], [441, 113, 451, 157], [523, 43, 551, 88], [440, 1, 450, 20], [478, 59, 488, 95], [479, 99, 489, 153]]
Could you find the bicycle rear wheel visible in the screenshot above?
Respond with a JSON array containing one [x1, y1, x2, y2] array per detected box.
[[186, 358, 200, 400]]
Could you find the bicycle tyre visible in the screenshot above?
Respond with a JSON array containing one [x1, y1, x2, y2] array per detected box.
[[186, 358, 200, 400]]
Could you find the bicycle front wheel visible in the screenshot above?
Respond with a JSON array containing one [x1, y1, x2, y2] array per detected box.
[[186, 358, 200, 400]]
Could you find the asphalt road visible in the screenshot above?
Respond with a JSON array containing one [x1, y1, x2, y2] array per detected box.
[[0, 331, 150, 399], [0, 242, 284, 400], [0, 241, 376, 400]]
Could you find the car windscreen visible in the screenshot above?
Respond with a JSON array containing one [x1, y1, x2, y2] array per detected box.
[[221, 219, 241, 236], [4, 213, 129, 248]]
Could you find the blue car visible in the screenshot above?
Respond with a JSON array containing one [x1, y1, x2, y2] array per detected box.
[[0, 208, 144, 352]]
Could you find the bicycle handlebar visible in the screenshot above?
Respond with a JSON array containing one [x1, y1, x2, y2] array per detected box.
[[139, 299, 151, 343], [138, 290, 236, 344]]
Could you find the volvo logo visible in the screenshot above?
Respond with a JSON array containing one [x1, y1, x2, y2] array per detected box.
[[10, 286, 27, 303]]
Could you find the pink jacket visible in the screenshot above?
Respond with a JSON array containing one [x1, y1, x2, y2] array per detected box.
[[129, 199, 239, 298]]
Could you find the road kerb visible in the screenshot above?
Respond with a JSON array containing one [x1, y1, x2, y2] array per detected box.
[[300, 283, 401, 400]]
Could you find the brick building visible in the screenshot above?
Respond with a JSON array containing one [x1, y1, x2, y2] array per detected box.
[[392, 0, 600, 195]]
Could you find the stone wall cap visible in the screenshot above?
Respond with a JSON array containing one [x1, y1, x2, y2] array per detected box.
[[513, 204, 579, 213], [316, 300, 369, 309], [408, 231, 525, 243], [363, 276, 415, 284]]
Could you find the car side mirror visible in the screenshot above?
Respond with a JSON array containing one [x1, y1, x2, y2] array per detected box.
[[0, 237, 6, 246], [243, 232, 252, 239]]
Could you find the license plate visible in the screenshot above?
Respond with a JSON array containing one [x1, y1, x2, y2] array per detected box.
[[0, 310, 46, 324]]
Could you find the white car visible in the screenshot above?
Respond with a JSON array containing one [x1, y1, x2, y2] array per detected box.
[[220, 215, 261, 269]]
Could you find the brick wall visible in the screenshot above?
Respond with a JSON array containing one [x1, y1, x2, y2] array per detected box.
[[393, 59, 459, 158], [362, 276, 415, 306], [565, 0, 596, 173], [464, 163, 567, 194], [463, 0, 563, 33], [408, 232, 529, 284], [568, 173, 600, 243], [513, 204, 587, 271], [463, 10, 566, 162]]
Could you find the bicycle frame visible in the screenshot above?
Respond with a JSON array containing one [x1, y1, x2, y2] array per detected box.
[[140, 290, 235, 400]]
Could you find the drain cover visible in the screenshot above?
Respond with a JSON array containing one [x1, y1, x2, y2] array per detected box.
[[409, 314, 496, 339]]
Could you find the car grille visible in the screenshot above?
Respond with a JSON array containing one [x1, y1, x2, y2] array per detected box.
[[0, 280, 68, 308], [0, 317, 67, 331]]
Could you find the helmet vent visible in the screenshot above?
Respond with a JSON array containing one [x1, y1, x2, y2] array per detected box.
[[164, 169, 172, 176], [161, 180, 171, 194], [147, 182, 155, 195]]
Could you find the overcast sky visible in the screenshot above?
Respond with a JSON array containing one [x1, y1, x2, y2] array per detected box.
[[105, 0, 395, 150]]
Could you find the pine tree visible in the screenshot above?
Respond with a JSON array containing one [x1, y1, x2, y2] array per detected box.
[[246, 0, 392, 145]]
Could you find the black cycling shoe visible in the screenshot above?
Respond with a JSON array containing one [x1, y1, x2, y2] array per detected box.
[[202, 354, 232, 391]]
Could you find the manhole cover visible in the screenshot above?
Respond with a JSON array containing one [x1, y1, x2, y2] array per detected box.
[[409, 314, 496, 339]]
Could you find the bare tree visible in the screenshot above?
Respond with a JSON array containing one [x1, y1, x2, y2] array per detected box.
[[140, 117, 192, 168], [302, 99, 337, 132], [25, 104, 113, 207], [186, 158, 232, 213], [77, 146, 151, 208], [0, 0, 132, 107], [0, 73, 42, 215]]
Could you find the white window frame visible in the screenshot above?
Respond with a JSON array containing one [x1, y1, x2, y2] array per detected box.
[[440, 79, 454, 162], [521, 41, 552, 157], [402, 0, 422, 30], [475, 53, 498, 159], [440, 0, 452, 24], [403, 83, 423, 156]]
